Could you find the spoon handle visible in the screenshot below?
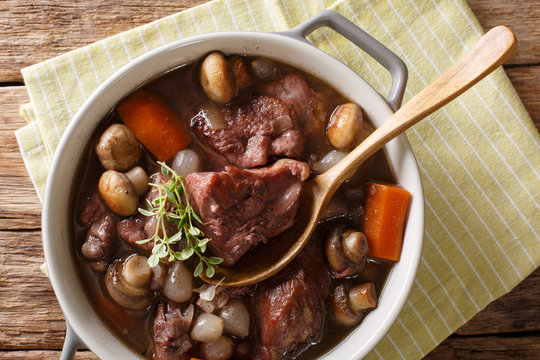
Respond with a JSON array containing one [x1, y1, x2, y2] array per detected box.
[[319, 26, 516, 190]]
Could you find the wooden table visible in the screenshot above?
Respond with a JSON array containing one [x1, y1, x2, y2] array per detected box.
[[0, 1, 538, 359]]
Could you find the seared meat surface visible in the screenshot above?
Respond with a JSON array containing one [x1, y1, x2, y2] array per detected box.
[[191, 94, 305, 169], [184, 159, 310, 266], [259, 72, 314, 122], [81, 213, 116, 260], [253, 245, 331, 359], [117, 172, 175, 252], [79, 191, 106, 225], [153, 302, 194, 360]]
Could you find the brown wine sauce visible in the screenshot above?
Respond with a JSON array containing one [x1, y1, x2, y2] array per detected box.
[[72, 55, 397, 359]]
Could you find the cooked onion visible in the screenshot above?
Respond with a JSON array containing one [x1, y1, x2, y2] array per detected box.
[[191, 313, 224, 343], [310, 150, 348, 174], [200, 335, 233, 360], [251, 58, 276, 79], [162, 262, 193, 303], [219, 299, 250, 338], [200, 102, 226, 129], [171, 149, 202, 177]]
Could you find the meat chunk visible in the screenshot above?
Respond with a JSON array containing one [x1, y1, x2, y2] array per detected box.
[[79, 191, 106, 225], [259, 72, 314, 121], [117, 215, 153, 252], [191, 95, 304, 169], [153, 302, 194, 360], [252, 246, 331, 359], [184, 159, 310, 266], [81, 213, 116, 260], [117, 172, 176, 252]]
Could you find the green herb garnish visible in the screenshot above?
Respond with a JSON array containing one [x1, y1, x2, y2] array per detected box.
[[137, 162, 223, 278]]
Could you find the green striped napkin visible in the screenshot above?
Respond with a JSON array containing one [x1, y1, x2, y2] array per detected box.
[[15, 0, 540, 359]]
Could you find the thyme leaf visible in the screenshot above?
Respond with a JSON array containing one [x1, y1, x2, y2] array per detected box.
[[136, 161, 221, 278]]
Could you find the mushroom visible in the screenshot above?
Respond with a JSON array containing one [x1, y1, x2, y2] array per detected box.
[[98, 166, 149, 216], [326, 103, 372, 150], [325, 224, 369, 277], [96, 123, 141, 171], [331, 282, 378, 326], [200, 52, 237, 104], [349, 282, 378, 314], [105, 254, 154, 310]]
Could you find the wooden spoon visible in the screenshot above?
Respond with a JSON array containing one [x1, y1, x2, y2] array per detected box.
[[203, 26, 516, 287]]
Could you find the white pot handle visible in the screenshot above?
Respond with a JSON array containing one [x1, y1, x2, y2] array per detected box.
[[279, 10, 408, 111]]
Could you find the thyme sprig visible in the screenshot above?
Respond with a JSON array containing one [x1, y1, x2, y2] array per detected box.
[[137, 162, 223, 278]]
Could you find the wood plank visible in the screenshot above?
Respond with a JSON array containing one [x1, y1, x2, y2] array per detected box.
[[424, 333, 540, 360], [468, 0, 539, 66], [456, 267, 540, 335], [506, 66, 540, 130], [0, 0, 537, 82], [0, 0, 209, 82], [0, 230, 65, 349], [0, 87, 41, 230], [0, 350, 98, 359]]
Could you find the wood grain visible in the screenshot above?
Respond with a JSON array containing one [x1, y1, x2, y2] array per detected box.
[[0, 351, 98, 359], [506, 66, 540, 130], [424, 333, 540, 360], [0, 0, 210, 82], [0, 87, 41, 230], [0, 230, 65, 349], [0, 1, 538, 358], [0, 0, 538, 82], [456, 268, 539, 335], [468, 0, 539, 66]]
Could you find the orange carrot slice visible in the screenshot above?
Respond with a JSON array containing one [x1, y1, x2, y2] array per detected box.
[[117, 89, 191, 162], [362, 182, 411, 262]]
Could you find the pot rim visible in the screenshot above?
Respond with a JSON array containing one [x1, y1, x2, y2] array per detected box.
[[43, 29, 424, 360]]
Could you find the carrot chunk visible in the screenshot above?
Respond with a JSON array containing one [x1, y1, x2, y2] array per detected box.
[[362, 182, 411, 262], [117, 89, 191, 162]]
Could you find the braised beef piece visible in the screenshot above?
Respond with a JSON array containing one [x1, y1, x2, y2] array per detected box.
[[184, 159, 310, 266], [79, 191, 106, 225], [259, 72, 314, 122], [252, 245, 331, 359], [117, 172, 176, 252], [153, 302, 194, 360], [81, 213, 116, 260], [191, 94, 305, 169]]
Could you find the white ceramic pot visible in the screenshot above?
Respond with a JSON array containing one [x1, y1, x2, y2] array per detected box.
[[42, 10, 424, 360]]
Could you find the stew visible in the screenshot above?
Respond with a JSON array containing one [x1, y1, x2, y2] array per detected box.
[[73, 51, 410, 360]]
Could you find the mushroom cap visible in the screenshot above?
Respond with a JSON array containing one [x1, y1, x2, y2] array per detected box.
[[105, 258, 153, 310], [326, 103, 363, 150], [200, 52, 237, 104], [98, 170, 138, 216], [96, 123, 141, 171], [331, 284, 361, 326]]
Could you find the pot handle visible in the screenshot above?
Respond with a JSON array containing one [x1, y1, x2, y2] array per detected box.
[[60, 320, 83, 360], [279, 10, 408, 111]]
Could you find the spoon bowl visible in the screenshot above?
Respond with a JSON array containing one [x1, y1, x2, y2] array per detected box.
[[204, 25, 517, 287]]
